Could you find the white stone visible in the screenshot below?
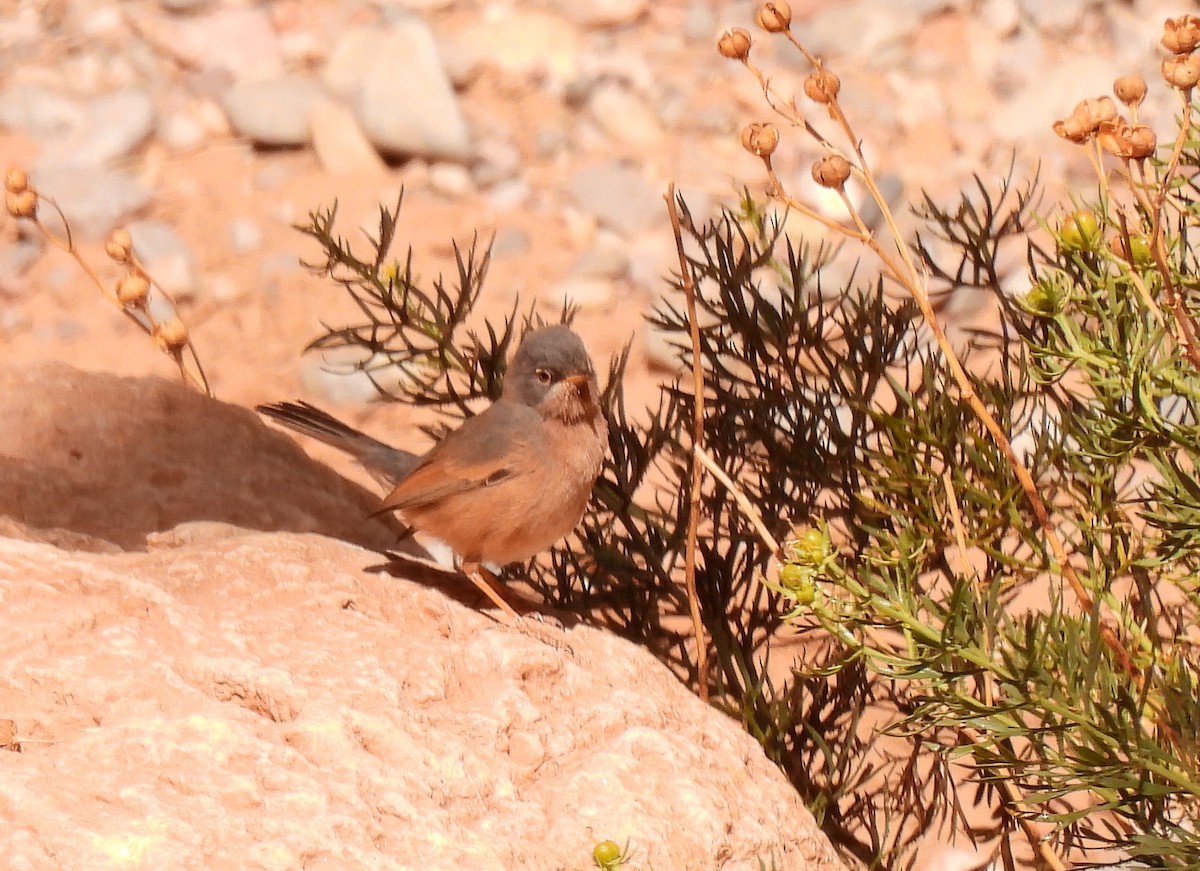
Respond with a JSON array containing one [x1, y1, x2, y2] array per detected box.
[[127, 220, 199, 298], [448, 9, 582, 83], [429, 163, 475, 199], [564, 0, 649, 28], [567, 161, 663, 235], [552, 276, 618, 312], [224, 76, 322, 148], [164, 8, 284, 78], [353, 20, 474, 161], [228, 218, 263, 254], [310, 99, 388, 176], [587, 83, 663, 149]]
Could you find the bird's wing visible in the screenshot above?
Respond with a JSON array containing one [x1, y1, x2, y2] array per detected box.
[[378, 401, 537, 512]]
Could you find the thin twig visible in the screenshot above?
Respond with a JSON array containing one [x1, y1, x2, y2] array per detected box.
[[694, 445, 780, 554], [665, 183, 711, 702]]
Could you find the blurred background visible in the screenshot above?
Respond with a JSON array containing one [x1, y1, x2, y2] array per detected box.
[[0, 0, 1184, 441]]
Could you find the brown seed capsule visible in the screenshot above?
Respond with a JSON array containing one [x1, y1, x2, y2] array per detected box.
[[1074, 96, 1118, 132], [154, 317, 189, 353], [1096, 119, 1134, 159], [117, 274, 151, 306], [755, 1, 792, 33], [1113, 75, 1148, 108], [803, 69, 841, 104], [1053, 116, 1093, 144], [1162, 53, 1200, 90], [717, 27, 752, 61], [4, 168, 28, 194], [812, 154, 851, 189], [5, 189, 37, 219], [740, 122, 780, 158], [105, 228, 133, 263], [1162, 15, 1200, 55], [1127, 124, 1157, 159]]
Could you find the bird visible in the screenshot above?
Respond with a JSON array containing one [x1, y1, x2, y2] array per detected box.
[[257, 324, 608, 620]]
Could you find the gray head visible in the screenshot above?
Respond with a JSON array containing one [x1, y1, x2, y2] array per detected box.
[[504, 324, 599, 421]]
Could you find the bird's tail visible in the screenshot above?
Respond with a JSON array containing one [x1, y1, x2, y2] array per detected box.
[[256, 401, 419, 483]]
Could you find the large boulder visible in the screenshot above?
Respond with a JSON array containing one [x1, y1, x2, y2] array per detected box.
[[0, 364, 845, 870]]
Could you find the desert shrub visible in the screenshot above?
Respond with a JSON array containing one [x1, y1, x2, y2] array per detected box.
[[293, 9, 1200, 870]]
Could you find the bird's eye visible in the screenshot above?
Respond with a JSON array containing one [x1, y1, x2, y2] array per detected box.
[[535, 368, 553, 384]]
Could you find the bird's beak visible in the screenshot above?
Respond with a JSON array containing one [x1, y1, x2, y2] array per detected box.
[[564, 373, 594, 402]]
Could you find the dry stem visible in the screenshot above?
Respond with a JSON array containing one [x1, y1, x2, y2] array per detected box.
[[665, 183, 711, 702]]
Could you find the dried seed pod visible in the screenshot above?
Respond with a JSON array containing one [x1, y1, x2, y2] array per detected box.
[[5, 189, 36, 219], [1097, 119, 1138, 159], [117, 274, 151, 306], [1127, 124, 1157, 159], [755, 1, 792, 33], [1074, 96, 1118, 131], [803, 69, 841, 104], [812, 154, 851, 189], [740, 121, 780, 157], [1113, 74, 1148, 108], [717, 28, 752, 61], [4, 168, 28, 194], [1053, 116, 1092, 144], [1162, 15, 1200, 55], [105, 228, 133, 263], [154, 317, 189, 353], [1162, 53, 1200, 90]]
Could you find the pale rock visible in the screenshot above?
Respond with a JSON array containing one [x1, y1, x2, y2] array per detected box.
[[30, 162, 152, 240], [379, 0, 456, 9], [224, 76, 322, 148], [587, 83, 664, 149], [804, 0, 927, 60], [0, 86, 154, 167], [0, 364, 398, 552], [979, 0, 1022, 37], [551, 276, 618, 312], [160, 109, 208, 150], [0, 83, 80, 141], [160, 0, 212, 11], [67, 89, 156, 166], [683, 2, 717, 41], [643, 323, 686, 372], [429, 162, 475, 199], [571, 229, 631, 281], [1019, 0, 1092, 32], [488, 179, 532, 211], [567, 161, 662, 235], [564, 0, 649, 28], [310, 98, 389, 176], [228, 217, 263, 254], [626, 231, 675, 291], [0, 238, 43, 294], [490, 226, 532, 259], [354, 21, 474, 161], [299, 350, 391, 407], [450, 9, 582, 83], [127, 220, 199, 298], [162, 7, 284, 78], [322, 26, 383, 99], [472, 136, 522, 187], [990, 54, 1117, 146], [0, 364, 847, 871]]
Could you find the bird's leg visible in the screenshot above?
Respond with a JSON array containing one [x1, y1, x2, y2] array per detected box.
[[461, 561, 520, 622]]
